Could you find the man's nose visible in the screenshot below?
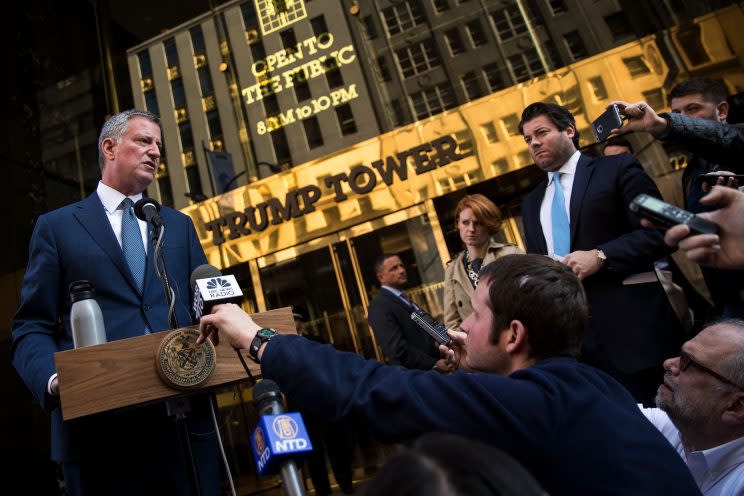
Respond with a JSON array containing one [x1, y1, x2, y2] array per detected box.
[[663, 356, 680, 375]]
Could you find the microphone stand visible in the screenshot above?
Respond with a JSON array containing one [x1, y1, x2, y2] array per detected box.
[[149, 222, 200, 496]]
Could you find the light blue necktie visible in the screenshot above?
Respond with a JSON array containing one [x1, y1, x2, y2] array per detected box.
[[551, 172, 570, 256], [120, 198, 146, 293]]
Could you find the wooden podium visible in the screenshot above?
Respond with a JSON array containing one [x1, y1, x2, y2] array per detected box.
[[54, 307, 295, 421]]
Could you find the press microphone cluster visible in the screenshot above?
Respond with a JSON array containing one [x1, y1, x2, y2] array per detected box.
[[191, 264, 244, 321], [251, 380, 311, 495]]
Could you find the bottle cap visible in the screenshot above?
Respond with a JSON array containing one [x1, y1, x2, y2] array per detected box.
[[69, 280, 96, 303]]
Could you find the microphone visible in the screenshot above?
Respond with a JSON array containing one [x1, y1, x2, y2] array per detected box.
[[134, 197, 163, 229], [250, 380, 311, 495], [191, 264, 244, 321]]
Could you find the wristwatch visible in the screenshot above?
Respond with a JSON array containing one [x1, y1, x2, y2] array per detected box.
[[595, 249, 607, 265], [249, 328, 278, 363]]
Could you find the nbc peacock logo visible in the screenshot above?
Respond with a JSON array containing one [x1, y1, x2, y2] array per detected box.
[[206, 278, 230, 289]]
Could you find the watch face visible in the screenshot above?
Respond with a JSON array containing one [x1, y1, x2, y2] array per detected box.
[[258, 328, 277, 338]]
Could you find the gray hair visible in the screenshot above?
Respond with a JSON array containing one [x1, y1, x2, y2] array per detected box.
[[97, 109, 160, 170], [709, 318, 744, 393]]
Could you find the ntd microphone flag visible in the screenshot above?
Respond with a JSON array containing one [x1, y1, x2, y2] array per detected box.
[[251, 412, 313, 475]]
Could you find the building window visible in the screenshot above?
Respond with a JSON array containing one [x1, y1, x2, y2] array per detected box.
[[280, 28, 298, 53], [390, 98, 405, 127], [138, 50, 153, 77], [310, 16, 329, 37], [325, 65, 344, 89], [158, 175, 174, 207], [481, 122, 499, 143], [335, 104, 357, 135], [185, 165, 203, 197], [144, 91, 159, 115], [206, 109, 223, 142], [604, 12, 634, 41], [588, 76, 608, 101], [396, 40, 441, 78], [563, 31, 588, 61], [461, 72, 483, 101], [433, 0, 449, 13], [410, 83, 457, 120], [251, 40, 267, 62], [197, 66, 213, 95], [263, 92, 280, 116], [623, 56, 651, 77], [171, 78, 186, 107], [271, 127, 292, 166], [178, 120, 194, 151], [292, 72, 311, 101], [444, 29, 465, 56], [377, 56, 392, 81], [508, 49, 546, 83], [466, 20, 488, 47], [547, 0, 568, 14], [501, 114, 520, 136], [381, 0, 425, 36], [642, 89, 665, 110], [190, 26, 206, 54], [164, 38, 179, 68], [483, 63, 505, 92], [303, 116, 324, 149], [491, 6, 527, 41], [362, 16, 377, 39]]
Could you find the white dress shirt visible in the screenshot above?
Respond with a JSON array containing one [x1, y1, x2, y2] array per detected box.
[[96, 181, 148, 253], [643, 407, 744, 495], [539, 150, 580, 256]]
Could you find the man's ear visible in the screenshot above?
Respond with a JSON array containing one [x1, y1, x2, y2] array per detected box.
[[505, 320, 529, 355], [565, 125, 576, 139], [717, 100, 729, 123], [721, 392, 744, 426], [101, 137, 117, 163]]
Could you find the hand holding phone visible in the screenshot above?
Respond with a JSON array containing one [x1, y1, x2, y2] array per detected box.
[[630, 194, 718, 235], [592, 105, 624, 143]]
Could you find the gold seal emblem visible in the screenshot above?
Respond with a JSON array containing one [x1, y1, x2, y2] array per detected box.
[[155, 328, 216, 390]]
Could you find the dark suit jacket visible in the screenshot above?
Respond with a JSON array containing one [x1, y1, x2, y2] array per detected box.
[[521, 153, 682, 373], [10, 193, 218, 494], [367, 288, 439, 370], [261, 335, 701, 496]]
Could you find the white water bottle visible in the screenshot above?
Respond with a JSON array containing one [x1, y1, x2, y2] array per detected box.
[[69, 280, 107, 348]]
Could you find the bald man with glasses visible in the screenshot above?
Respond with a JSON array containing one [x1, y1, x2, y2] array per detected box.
[[643, 319, 744, 495]]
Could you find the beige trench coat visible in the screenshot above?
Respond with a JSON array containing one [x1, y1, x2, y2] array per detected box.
[[443, 239, 523, 330]]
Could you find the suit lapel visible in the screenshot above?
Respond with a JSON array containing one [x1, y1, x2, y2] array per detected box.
[[524, 181, 548, 254], [73, 193, 141, 294], [569, 154, 595, 242]]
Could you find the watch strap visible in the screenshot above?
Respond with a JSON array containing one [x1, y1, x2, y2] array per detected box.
[[249, 328, 278, 363]]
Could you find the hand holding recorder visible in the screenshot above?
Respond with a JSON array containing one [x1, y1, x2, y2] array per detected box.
[[656, 186, 744, 269]]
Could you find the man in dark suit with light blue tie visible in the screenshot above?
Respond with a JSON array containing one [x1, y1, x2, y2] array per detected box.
[[10, 110, 220, 495], [518, 102, 683, 405]]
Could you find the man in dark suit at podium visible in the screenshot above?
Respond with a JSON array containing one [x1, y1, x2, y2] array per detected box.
[[367, 253, 452, 372], [10, 110, 220, 495]]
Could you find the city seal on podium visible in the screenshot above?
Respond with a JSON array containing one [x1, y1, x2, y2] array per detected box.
[[156, 328, 216, 390]]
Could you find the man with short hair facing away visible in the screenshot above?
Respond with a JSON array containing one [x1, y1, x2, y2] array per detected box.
[[367, 253, 452, 372], [199, 254, 701, 496], [643, 319, 744, 495], [519, 102, 683, 405]]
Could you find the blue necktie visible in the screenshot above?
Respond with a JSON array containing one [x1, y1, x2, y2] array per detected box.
[[551, 173, 570, 256], [120, 198, 146, 293]]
